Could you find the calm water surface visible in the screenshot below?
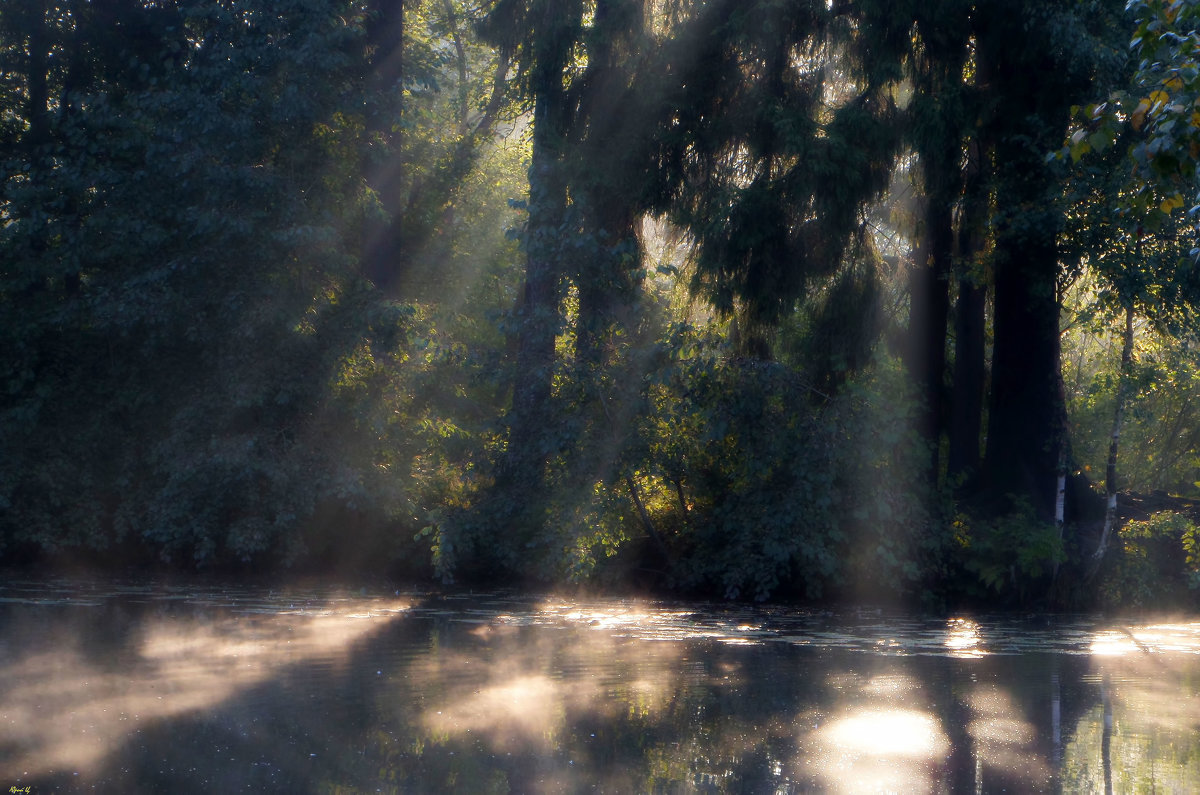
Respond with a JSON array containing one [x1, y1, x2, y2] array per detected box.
[[1, 578, 1198, 793]]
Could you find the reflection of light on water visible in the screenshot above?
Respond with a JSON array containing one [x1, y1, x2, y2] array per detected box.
[[0, 595, 411, 778], [537, 601, 764, 643], [811, 708, 950, 793], [417, 625, 688, 754], [423, 674, 562, 748], [1071, 621, 1200, 791], [1090, 623, 1200, 656], [1063, 640, 1200, 794], [1090, 631, 1139, 656], [719, 636, 757, 646], [822, 709, 949, 757], [945, 618, 987, 658]]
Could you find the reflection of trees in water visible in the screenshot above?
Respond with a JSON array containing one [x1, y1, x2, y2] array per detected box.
[[4, 588, 1200, 793], [1062, 652, 1200, 793]]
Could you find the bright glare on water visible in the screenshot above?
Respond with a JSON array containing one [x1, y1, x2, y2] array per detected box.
[[1, 578, 1198, 792]]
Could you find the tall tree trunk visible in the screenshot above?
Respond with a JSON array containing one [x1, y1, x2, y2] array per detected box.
[[907, 188, 954, 481], [908, 33, 972, 488], [498, 24, 571, 543], [571, 0, 644, 369], [975, 1, 1072, 520], [575, 204, 639, 368], [1090, 302, 1135, 575], [983, 213, 1062, 517], [947, 142, 989, 484]]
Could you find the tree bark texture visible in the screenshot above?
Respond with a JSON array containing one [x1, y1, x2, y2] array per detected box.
[[497, 1, 578, 537], [503, 88, 567, 514]]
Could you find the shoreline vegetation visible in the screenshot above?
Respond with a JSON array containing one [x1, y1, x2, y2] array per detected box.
[[6, 483, 1200, 614], [5, 1, 1200, 611]]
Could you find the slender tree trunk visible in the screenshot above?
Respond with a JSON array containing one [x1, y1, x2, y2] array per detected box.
[[363, 1, 513, 298], [947, 142, 989, 484], [625, 474, 669, 561], [948, 277, 986, 479], [1090, 302, 1135, 575]]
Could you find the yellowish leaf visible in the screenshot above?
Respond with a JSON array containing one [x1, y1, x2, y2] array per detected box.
[[1161, 193, 1185, 214], [1131, 97, 1152, 130]]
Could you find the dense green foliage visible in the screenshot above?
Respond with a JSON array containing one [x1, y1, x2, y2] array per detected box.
[[4, 0, 1200, 608]]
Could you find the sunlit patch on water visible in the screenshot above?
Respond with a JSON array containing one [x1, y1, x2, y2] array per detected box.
[[535, 601, 740, 642], [1090, 630, 1142, 656], [422, 674, 565, 750], [822, 708, 949, 757], [809, 708, 950, 793], [944, 618, 987, 658], [1089, 622, 1200, 656]]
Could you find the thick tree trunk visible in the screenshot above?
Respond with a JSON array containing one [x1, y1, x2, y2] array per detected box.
[[1090, 303, 1135, 575], [571, 0, 643, 369], [498, 72, 569, 540], [981, 115, 1063, 518], [575, 205, 639, 368], [983, 221, 1062, 518], [975, 2, 1073, 520], [907, 189, 954, 481]]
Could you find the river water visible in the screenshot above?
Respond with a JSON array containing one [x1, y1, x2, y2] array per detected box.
[[1, 578, 1198, 793]]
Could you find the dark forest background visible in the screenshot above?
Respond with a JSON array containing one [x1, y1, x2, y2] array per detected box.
[[6, 0, 1200, 609]]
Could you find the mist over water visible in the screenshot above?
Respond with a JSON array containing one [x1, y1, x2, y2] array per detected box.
[[2, 578, 1198, 792]]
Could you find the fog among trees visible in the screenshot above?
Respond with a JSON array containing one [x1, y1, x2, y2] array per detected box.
[[5, 0, 1200, 608]]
